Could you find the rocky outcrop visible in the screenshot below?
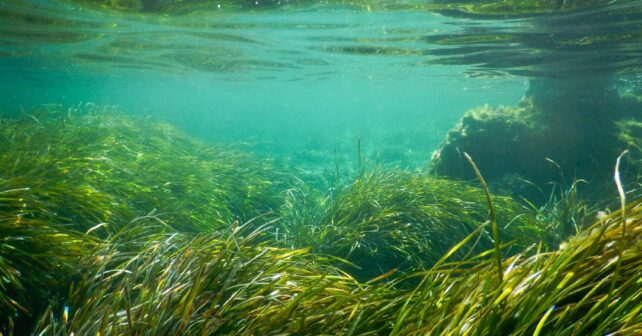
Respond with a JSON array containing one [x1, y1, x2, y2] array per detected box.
[[430, 93, 638, 200]]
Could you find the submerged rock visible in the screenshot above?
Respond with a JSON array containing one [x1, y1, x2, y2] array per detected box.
[[430, 92, 637, 200], [431, 99, 543, 181]]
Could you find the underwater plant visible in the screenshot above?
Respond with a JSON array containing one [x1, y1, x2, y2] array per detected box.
[[0, 102, 639, 335], [32, 221, 400, 335], [0, 104, 289, 331], [390, 199, 642, 335], [0, 184, 98, 331], [0, 104, 287, 234], [29, 171, 642, 336], [277, 168, 550, 281]]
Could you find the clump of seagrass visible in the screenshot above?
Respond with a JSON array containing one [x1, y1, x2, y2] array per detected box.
[[390, 199, 642, 335], [33, 221, 399, 335], [0, 104, 288, 330], [278, 168, 550, 281], [0, 104, 287, 235], [0, 182, 100, 332]]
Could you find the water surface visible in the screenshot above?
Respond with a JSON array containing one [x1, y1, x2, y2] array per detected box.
[[1, 0, 640, 168]]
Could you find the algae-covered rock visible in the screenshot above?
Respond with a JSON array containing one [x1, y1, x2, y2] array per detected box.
[[431, 100, 544, 182], [430, 94, 631, 200]]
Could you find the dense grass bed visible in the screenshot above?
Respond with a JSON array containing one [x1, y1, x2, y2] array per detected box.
[[1, 105, 640, 335]]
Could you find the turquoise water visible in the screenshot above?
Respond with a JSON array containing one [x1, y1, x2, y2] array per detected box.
[[2, 0, 642, 183], [2, 1, 642, 334], [1, 0, 537, 170], [4, 1, 641, 170], [2, 63, 524, 167]]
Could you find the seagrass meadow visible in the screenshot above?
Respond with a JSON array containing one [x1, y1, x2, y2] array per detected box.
[[2, 0, 642, 335], [0, 104, 638, 335]]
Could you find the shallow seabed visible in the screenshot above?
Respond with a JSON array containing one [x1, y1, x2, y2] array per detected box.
[[1, 0, 642, 335]]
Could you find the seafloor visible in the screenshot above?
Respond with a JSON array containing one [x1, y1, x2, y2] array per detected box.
[[0, 104, 640, 335]]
